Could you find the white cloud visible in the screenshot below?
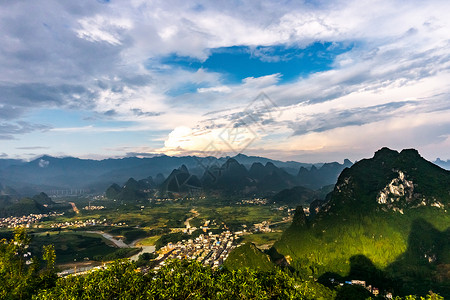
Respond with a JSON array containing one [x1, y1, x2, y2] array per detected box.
[[76, 15, 133, 45], [38, 159, 49, 168], [1, 0, 450, 161], [197, 86, 231, 93]]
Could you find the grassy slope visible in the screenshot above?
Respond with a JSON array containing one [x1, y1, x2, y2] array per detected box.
[[224, 243, 275, 272], [275, 208, 449, 275], [271, 149, 450, 296]]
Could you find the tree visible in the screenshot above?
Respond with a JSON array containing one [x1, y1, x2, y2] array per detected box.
[[0, 228, 57, 299]]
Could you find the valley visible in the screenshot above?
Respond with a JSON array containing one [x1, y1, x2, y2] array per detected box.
[[0, 148, 448, 299]]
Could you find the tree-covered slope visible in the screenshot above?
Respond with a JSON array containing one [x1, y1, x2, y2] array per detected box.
[[271, 148, 450, 297], [271, 186, 321, 206], [224, 242, 275, 272], [322, 147, 449, 215]]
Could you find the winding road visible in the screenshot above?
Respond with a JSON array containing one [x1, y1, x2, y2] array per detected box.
[[184, 208, 199, 229], [86, 231, 129, 248]]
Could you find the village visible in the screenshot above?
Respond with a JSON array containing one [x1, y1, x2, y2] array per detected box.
[[0, 212, 64, 228], [156, 230, 241, 269]]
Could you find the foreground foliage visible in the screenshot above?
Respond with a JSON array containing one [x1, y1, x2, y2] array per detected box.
[[0, 228, 444, 299], [0, 228, 57, 299], [36, 259, 335, 300]]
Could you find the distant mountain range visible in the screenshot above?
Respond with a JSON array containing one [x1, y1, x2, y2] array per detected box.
[[0, 154, 352, 196], [103, 156, 353, 200], [434, 158, 450, 170]]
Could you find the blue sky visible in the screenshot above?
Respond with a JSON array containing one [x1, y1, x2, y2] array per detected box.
[[1, 0, 450, 163], [160, 42, 355, 87]]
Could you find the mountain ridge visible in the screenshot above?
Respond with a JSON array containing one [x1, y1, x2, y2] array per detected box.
[[1, 153, 352, 196], [270, 147, 450, 296]]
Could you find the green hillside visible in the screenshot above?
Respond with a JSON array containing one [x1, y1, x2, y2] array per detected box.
[[0, 196, 50, 217], [224, 242, 275, 272], [272, 186, 320, 206], [270, 148, 450, 297]]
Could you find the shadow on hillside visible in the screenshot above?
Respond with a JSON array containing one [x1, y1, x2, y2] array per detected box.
[[318, 254, 395, 298], [318, 218, 449, 298], [385, 218, 450, 298], [266, 247, 292, 269]]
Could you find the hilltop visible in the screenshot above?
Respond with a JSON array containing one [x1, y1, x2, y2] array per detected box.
[[265, 148, 450, 297]]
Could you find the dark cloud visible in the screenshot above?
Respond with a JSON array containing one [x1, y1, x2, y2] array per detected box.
[[104, 109, 117, 117], [0, 153, 7, 158], [0, 122, 52, 140], [122, 74, 153, 86], [131, 108, 162, 117], [0, 105, 24, 120], [291, 101, 418, 135], [0, 0, 129, 123], [0, 83, 97, 108]]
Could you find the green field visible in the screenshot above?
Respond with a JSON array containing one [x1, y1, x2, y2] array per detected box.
[[191, 205, 288, 230], [30, 231, 138, 264], [136, 235, 161, 246], [5, 198, 290, 266], [240, 232, 284, 248]]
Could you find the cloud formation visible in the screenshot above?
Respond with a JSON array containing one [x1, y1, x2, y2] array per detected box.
[[0, 0, 449, 161]]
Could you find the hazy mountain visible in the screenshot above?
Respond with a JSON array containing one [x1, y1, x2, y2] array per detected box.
[[161, 165, 202, 195], [0, 154, 325, 195], [105, 178, 151, 203], [434, 158, 450, 170], [32, 192, 55, 206], [232, 153, 314, 175], [105, 158, 300, 198], [0, 182, 18, 197], [201, 158, 308, 195], [0, 159, 24, 170], [297, 159, 352, 189], [271, 186, 320, 206], [202, 158, 254, 194]]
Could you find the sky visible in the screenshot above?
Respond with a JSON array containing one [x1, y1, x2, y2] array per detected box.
[[1, 0, 450, 163]]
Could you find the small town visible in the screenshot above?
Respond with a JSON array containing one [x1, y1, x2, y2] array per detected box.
[[156, 230, 241, 269], [237, 197, 268, 205], [0, 212, 64, 228]]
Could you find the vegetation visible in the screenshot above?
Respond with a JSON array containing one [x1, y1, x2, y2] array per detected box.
[[2, 148, 448, 298], [136, 235, 161, 246], [0, 227, 445, 299], [36, 259, 335, 300], [271, 185, 321, 206], [224, 243, 275, 272], [239, 231, 284, 248], [269, 148, 450, 297], [30, 231, 137, 264], [0, 228, 57, 299], [0, 196, 49, 218]]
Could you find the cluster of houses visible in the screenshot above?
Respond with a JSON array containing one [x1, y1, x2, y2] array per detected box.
[[237, 198, 268, 205], [49, 218, 109, 228], [152, 196, 202, 203], [156, 230, 241, 269], [253, 220, 272, 232], [0, 212, 63, 228], [330, 278, 393, 298], [82, 205, 105, 210]]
